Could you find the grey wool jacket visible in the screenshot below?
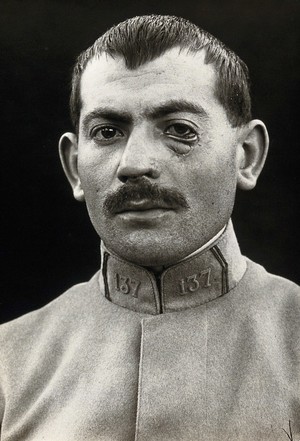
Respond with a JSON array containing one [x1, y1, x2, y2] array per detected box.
[[0, 222, 300, 441]]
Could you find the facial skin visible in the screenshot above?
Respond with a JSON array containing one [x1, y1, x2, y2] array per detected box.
[[60, 48, 268, 267]]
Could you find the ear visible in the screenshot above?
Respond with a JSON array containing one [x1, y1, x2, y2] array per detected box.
[[237, 119, 269, 191], [58, 132, 85, 201]]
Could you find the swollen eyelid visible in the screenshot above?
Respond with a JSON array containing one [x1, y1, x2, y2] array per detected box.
[[165, 123, 198, 141]]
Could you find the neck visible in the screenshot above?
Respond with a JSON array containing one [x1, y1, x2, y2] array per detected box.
[[143, 225, 227, 274]]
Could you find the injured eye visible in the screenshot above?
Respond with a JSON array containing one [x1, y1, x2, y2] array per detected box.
[[164, 123, 198, 142]]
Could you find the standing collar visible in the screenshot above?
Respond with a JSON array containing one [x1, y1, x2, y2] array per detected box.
[[99, 220, 246, 315], [181, 225, 226, 261]]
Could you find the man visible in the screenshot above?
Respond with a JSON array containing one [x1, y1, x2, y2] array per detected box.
[[0, 14, 299, 441]]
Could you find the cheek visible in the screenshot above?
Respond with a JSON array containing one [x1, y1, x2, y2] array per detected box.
[[77, 149, 118, 197], [182, 147, 237, 203]]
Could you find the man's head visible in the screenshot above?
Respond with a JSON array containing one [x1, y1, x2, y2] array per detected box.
[[59, 15, 269, 267], [69, 15, 252, 133]]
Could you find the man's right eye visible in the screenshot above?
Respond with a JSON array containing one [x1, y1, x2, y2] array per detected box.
[[91, 126, 124, 141]]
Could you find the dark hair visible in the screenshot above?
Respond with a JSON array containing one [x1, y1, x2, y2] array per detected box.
[[70, 15, 252, 131]]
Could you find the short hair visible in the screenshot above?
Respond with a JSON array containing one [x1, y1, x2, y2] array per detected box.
[[70, 15, 252, 131]]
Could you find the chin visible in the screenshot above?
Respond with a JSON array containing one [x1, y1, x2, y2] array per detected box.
[[103, 236, 191, 268], [122, 250, 171, 267]]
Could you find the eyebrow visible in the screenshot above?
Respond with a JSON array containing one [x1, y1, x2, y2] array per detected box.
[[81, 99, 208, 133], [81, 109, 132, 133], [146, 100, 209, 120]]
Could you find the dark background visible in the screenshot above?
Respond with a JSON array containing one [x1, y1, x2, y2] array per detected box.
[[0, 0, 299, 324]]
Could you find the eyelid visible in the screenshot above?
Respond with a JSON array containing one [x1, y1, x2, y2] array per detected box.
[[162, 117, 199, 129], [164, 122, 199, 142]]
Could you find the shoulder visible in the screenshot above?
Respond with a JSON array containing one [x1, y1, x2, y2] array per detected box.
[[224, 259, 300, 364], [240, 258, 300, 326], [245, 258, 300, 296], [0, 272, 101, 359], [0, 272, 101, 422]]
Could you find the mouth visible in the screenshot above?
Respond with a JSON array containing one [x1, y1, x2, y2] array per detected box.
[[115, 199, 175, 222], [115, 199, 176, 214]]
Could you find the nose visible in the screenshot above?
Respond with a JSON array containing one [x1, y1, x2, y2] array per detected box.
[[117, 129, 161, 183]]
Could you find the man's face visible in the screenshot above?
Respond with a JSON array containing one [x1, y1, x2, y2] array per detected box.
[[75, 48, 240, 266]]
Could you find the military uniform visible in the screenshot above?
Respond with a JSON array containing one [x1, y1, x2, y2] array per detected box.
[[0, 222, 299, 440]]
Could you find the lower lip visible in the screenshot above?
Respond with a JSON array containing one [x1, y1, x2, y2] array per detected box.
[[117, 208, 173, 222]]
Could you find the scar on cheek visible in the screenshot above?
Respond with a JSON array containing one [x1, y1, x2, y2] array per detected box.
[[150, 159, 159, 168]]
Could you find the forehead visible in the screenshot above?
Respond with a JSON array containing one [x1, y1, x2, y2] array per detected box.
[[79, 48, 222, 119]]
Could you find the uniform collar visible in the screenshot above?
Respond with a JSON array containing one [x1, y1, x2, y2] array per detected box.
[[181, 225, 226, 261], [99, 220, 246, 315]]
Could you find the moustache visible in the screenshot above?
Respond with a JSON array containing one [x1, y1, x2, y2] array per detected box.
[[103, 179, 189, 214]]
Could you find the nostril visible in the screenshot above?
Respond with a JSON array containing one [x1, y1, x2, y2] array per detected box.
[[118, 175, 129, 184], [117, 162, 160, 182], [118, 171, 158, 184], [150, 168, 160, 179]]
